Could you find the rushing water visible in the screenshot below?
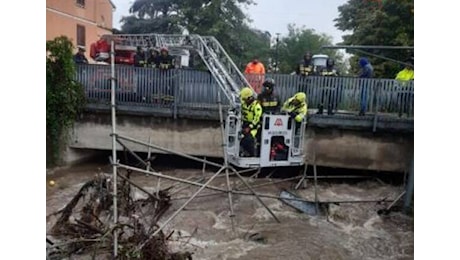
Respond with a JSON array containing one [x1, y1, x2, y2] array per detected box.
[[47, 163, 413, 260]]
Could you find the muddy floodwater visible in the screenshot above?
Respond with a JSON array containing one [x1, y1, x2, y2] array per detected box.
[[46, 162, 413, 260]]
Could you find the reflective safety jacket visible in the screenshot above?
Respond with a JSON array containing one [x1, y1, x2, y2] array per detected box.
[[395, 68, 414, 81], [157, 55, 175, 70], [134, 53, 147, 67], [297, 61, 314, 76], [257, 92, 280, 114], [281, 97, 308, 123], [244, 62, 265, 75], [241, 100, 263, 137], [321, 68, 339, 77]]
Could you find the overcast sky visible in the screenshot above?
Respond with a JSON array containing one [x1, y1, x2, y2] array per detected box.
[[111, 0, 348, 44]]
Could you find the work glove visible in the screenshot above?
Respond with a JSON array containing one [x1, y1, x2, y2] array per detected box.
[[289, 112, 297, 119]]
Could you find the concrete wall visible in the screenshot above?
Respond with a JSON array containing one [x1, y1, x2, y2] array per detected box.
[[69, 113, 413, 172]]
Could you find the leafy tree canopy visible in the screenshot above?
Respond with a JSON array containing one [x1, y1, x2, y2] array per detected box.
[[334, 0, 414, 78]]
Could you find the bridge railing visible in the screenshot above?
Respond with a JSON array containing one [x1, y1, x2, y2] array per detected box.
[[75, 64, 414, 118]]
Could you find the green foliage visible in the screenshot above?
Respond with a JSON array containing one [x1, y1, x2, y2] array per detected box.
[[120, 0, 269, 68], [46, 36, 86, 165], [335, 0, 414, 78], [275, 24, 342, 74]]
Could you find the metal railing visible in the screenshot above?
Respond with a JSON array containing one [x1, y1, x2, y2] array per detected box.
[[76, 64, 414, 119]]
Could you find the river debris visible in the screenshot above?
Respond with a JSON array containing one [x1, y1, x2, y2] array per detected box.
[[47, 173, 192, 260], [279, 189, 327, 216]]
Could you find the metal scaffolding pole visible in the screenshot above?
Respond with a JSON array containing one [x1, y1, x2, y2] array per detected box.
[[218, 91, 236, 232], [136, 166, 226, 253], [322, 45, 414, 50], [115, 134, 224, 169], [109, 39, 118, 258], [404, 158, 414, 214]]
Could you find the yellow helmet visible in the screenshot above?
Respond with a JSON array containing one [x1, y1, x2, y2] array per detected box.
[[294, 92, 306, 103], [240, 87, 253, 101]]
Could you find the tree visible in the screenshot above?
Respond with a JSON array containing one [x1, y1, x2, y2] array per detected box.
[[335, 0, 414, 78], [274, 24, 343, 74], [46, 36, 86, 165], [120, 0, 269, 68]]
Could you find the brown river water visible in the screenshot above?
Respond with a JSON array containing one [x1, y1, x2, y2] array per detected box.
[[46, 162, 413, 260]]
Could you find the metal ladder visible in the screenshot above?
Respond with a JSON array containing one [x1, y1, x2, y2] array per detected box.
[[105, 33, 250, 109]]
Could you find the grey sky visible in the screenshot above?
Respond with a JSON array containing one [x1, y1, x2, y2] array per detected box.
[[111, 0, 348, 44]]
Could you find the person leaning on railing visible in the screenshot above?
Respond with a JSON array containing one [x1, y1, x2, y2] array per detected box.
[[318, 58, 340, 115], [295, 51, 316, 99], [395, 58, 414, 117], [358, 57, 374, 116], [156, 47, 175, 70], [154, 47, 176, 104], [73, 46, 88, 64], [133, 46, 147, 67], [281, 92, 308, 132], [147, 48, 160, 68], [296, 51, 315, 76]]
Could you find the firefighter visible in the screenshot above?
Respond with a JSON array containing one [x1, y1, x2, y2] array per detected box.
[[73, 46, 88, 64], [318, 58, 340, 115], [147, 48, 160, 68], [321, 58, 339, 77], [281, 92, 308, 123], [133, 46, 147, 67], [296, 52, 315, 76], [157, 47, 175, 70], [257, 78, 280, 114], [240, 87, 263, 157], [395, 58, 414, 117]]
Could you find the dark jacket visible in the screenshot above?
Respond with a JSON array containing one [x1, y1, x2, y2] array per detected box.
[[157, 55, 175, 70], [257, 91, 281, 114], [134, 52, 146, 67], [296, 59, 315, 76], [73, 53, 88, 64], [358, 58, 374, 78]]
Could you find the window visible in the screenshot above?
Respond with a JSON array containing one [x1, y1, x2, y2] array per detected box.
[[76, 25, 86, 47], [76, 0, 85, 7]]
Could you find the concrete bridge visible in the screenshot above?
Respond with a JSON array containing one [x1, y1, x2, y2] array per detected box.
[[68, 64, 414, 172]]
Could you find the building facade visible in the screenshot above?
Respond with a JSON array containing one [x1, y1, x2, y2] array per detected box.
[[46, 0, 115, 60]]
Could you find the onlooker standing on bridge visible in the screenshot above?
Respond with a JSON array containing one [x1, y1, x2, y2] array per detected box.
[[296, 51, 315, 76], [395, 58, 414, 81], [296, 51, 316, 105], [358, 57, 374, 116], [244, 56, 266, 94], [134, 46, 147, 67], [156, 47, 175, 70], [155, 47, 176, 104], [395, 58, 414, 117], [318, 58, 340, 115], [147, 48, 160, 68], [73, 46, 88, 64]]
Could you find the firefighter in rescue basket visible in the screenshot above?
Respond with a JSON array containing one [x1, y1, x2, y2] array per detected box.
[[239, 87, 263, 157], [281, 92, 308, 125]]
